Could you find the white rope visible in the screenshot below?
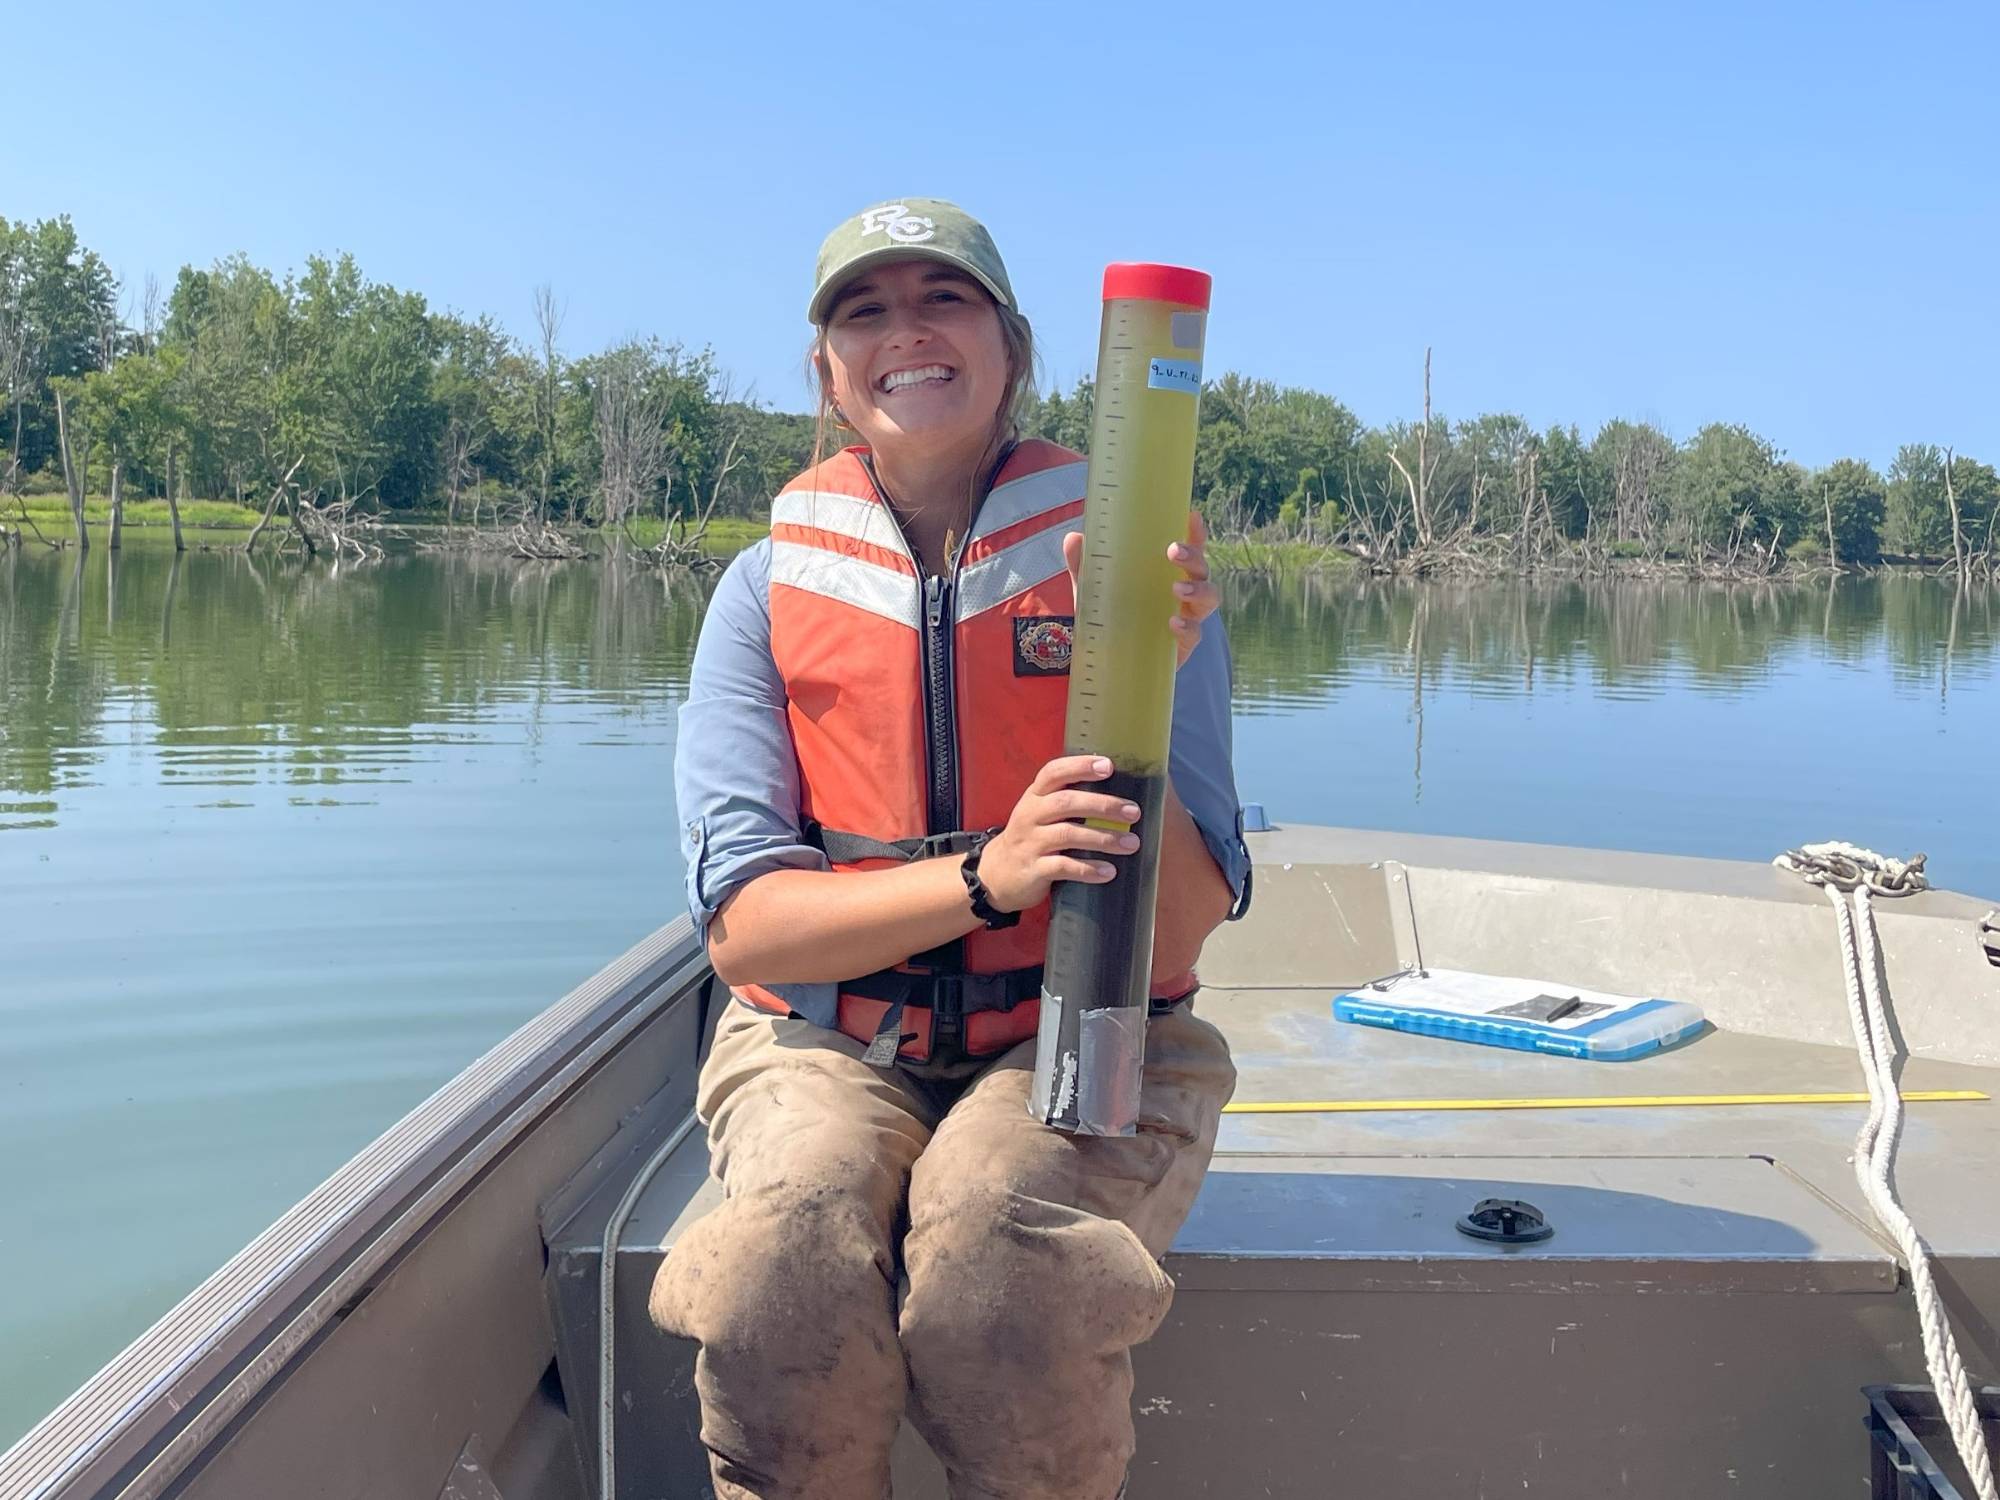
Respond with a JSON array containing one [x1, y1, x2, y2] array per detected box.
[[1774, 839, 1931, 898], [1776, 842, 1996, 1499]]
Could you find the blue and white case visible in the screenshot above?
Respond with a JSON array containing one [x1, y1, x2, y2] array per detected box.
[[1333, 969, 1707, 1062]]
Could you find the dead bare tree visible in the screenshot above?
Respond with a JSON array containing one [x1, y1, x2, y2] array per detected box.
[[241, 455, 308, 555], [294, 493, 400, 562], [0, 266, 27, 504], [163, 442, 185, 553], [594, 346, 673, 547], [442, 416, 481, 526], [140, 274, 160, 354], [5, 488, 57, 549], [651, 379, 752, 569], [1943, 447, 1969, 587], [54, 386, 88, 550], [654, 432, 742, 570], [1337, 455, 1409, 572], [106, 458, 124, 550], [533, 285, 565, 523], [1386, 348, 1441, 552], [259, 477, 402, 564]]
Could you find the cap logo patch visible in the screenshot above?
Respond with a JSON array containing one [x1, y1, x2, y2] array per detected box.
[[1013, 616, 1073, 676], [860, 204, 937, 245]]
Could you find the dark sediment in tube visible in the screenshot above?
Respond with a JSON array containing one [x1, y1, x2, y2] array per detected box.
[[1031, 766, 1168, 1134]]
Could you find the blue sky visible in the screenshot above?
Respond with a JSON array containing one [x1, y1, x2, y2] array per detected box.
[[10, 0, 1995, 468]]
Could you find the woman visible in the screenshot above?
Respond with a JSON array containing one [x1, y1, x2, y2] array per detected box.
[[653, 197, 1250, 1500]]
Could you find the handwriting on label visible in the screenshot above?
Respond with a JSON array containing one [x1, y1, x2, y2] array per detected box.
[[1147, 358, 1201, 395]]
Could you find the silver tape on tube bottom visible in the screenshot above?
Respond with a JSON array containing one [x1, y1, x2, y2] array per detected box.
[[1030, 992, 1077, 1125], [1075, 1004, 1146, 1135], [1029, 988, 1146, 1137]]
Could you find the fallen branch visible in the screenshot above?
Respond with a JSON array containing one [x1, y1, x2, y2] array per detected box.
[[242, 455, 308, 556]]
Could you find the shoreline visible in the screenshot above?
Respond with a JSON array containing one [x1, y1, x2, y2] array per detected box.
[[8, 499, 1987, 585]]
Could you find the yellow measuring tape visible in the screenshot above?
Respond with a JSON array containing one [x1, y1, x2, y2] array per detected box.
[[1222, 1090, 1990, 1115]]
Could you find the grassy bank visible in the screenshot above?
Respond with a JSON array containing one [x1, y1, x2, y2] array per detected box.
[[10, 495, 263, 533], [618, 515, 770, 551], [5, 500, 774, 555], [1207, 538, 1361, 574], [1, 501, 1354, 573]]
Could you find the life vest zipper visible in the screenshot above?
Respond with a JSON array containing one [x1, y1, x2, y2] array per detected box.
[[922, 571, 959, 839], [858, 446, 1014, 1058]]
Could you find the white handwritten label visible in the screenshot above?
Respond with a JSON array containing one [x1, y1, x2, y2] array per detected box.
[[1147, 357, 1201, 395]]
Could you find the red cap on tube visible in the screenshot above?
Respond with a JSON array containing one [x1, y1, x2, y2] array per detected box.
[[1101, 262, 1211, 309]]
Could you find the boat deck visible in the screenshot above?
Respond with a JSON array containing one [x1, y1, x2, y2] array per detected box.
[[622, 990, 1999, 1269], [1213, 986, 2000, 1262], [552, 827, 2000, 1496], [549, 984, 1999, 1497]]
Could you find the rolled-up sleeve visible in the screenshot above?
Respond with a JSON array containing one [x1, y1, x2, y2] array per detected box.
[[674, 542, 828, 931], [1169, 614, 1253, 917]]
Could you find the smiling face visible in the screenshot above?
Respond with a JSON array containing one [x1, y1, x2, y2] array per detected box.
[[819, 258, 1012, 471]]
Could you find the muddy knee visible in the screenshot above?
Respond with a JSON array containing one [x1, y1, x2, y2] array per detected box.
[[651, 1185, 900, 1370], [651, 1185, 908, 1495], [900, 1185, 1173, 1375]]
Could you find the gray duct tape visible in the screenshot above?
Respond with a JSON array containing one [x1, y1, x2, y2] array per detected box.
[[1074, 1005, 1148, 1136], [1029, 994, 1075, 1125]]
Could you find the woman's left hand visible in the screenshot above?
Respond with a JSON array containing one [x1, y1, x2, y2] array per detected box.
[[1062, 509, 1220, 671]]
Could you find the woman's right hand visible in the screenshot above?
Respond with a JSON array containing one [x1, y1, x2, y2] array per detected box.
[[977, 756, 1143, 914]]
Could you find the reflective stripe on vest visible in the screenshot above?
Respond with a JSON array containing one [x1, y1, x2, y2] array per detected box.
[[738, 440, 1085, 1063]]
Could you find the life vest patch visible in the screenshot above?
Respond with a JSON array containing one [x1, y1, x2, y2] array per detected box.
[[1013, 616, 1073, 676]]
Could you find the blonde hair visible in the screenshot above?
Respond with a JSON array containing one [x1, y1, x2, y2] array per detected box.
[[804, 298, 1040, 513]]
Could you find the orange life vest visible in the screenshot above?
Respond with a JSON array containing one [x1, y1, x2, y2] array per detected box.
[[735, 438, 1184, 1065]]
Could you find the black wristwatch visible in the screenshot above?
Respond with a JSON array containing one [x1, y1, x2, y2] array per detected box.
[[961, 832, 1020, 930]]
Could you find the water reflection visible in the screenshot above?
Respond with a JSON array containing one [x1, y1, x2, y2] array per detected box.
[[1218, 569, 1995, 900], [1223, 571, 1999, 711], [1, 542, 710, 817], [4, 545, 1997, 835]]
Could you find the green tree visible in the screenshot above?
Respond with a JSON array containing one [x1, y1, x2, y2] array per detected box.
[[1538, 424, 1604, 539], [1669, 424, 1794, 555], [1024, 376, 1095, 455], [0, 214, 120, 483], [1807, 458, 1886, 565], [162, 256, 292, 503], [1885, 444, 1948, 558], [1194, 375, 1360, 532], [432, 313, 518, 520], [289, 254, 440, 508]]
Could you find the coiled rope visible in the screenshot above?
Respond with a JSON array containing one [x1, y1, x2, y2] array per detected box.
[[1774, 841, 1996, 1499]]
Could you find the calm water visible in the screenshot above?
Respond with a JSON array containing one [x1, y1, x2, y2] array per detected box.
[[2, 538, 1995, 1441]]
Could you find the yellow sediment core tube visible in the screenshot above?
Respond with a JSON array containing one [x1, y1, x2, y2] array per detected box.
[[1031, 264, 1211, 1137]]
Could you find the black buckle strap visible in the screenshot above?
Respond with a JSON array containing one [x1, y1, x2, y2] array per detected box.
[[860, 998, 909, 1068], [848, 968, 1190, 1069], [849, 968, 1041, 1070], [806, 821, 994, 866], [843, 966, 1043, 1015]]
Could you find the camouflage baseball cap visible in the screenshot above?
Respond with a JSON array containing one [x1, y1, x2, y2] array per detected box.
[[809, 198, 1016, 326]]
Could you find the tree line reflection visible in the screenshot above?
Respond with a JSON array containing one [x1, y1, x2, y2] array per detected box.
[[2, 545, 1993, 826], [1223, 570, 1997, 713]]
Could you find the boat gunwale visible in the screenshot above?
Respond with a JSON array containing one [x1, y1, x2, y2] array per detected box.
[[0, 918, 710, 1500]]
